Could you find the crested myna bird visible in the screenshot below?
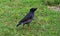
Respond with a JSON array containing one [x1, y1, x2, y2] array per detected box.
[[16, 8, 37, 31]]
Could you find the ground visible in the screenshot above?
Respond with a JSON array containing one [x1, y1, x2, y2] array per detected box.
[[0, 0, 60, 36], [48, 5, 60, 11]]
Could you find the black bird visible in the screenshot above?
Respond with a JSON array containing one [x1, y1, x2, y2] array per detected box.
[[16, 8, 37, 31]]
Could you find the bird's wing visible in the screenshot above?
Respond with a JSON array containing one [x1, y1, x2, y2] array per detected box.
[[20, 13, 33, 23], [17, 14, 32, 27]]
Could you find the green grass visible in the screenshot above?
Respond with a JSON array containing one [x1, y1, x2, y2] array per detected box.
[[0, 0, 60, 36], [42, 0, 60, 6]]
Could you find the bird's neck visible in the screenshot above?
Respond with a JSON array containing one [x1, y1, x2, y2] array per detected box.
[[29, 11, 35, 13]]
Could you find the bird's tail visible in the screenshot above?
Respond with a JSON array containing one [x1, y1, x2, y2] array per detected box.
[[16, 22, 22, 27]]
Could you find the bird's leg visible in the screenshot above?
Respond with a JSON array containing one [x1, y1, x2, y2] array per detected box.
[[22, 24, 25, 35], [27, 24, 30, 32], [22, 24, 25, 29]]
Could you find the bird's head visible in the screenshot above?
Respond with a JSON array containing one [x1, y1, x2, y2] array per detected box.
[[30, 8, 37, 12]]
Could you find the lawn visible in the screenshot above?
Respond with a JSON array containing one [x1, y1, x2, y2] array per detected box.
[[0, 0, 60, 36]]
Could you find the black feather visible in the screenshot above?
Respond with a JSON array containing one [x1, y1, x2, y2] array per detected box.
[[16, 8, 37, 27]]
